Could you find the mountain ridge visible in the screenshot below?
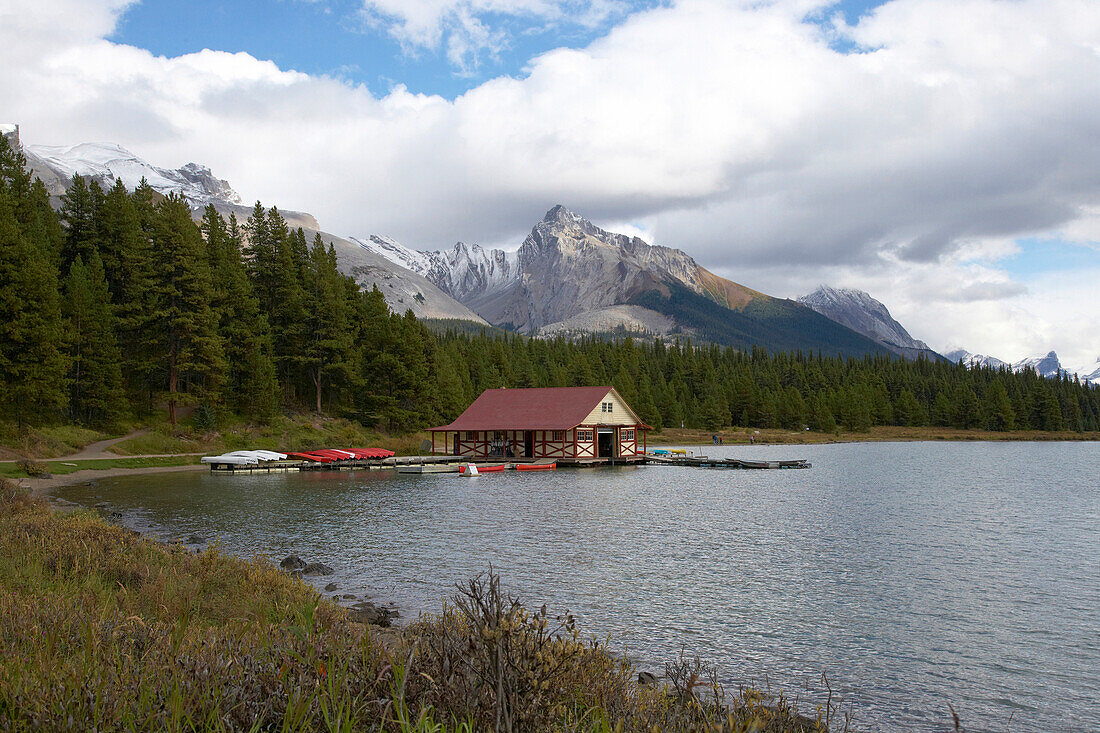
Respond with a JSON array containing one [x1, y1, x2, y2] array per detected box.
[[358, 206, 890, 358], [797, 285, 942, 361]]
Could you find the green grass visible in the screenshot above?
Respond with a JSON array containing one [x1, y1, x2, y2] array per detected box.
[[0, 456, 200, 479], [0, 480, 842, 732], [0, 422, 114, 459], [108, 414, 422, 458]]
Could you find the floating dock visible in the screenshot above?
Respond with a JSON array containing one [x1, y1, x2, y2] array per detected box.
[[207, 453, 810, 473], [647, 455, 811, 469]]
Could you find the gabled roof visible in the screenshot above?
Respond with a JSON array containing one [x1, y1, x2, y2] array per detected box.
[[429, 386, 647, 431]]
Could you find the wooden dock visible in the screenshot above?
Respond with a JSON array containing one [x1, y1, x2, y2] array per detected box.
[[647, 456, 811, 469], [208, 454, 809, 473], [208, 455, 467, 474]]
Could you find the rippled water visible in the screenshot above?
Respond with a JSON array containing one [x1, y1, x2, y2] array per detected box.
[[57, 441, 1099, 732]]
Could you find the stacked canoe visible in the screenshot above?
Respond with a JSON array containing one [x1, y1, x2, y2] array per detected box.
[[201, 450, 289, 466], [285, 448, 396, 463]]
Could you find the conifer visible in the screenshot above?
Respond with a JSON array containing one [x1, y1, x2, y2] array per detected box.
[[0, 193, 69, 426], [152, 195, 226, 423], [62, 251, 127, 427]]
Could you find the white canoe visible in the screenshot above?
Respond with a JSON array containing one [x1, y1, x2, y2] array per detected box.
[[201, 454, 259, 465], [223, 450, 288, 461]]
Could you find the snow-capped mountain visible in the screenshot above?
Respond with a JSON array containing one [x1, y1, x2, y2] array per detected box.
[[1012, 351, 1066, 379], [944, 349, 1009, 370], [947, 349, 1079, 381], [351, 236, 519, 302], [25, 142, 242, 205], [357, 205, 763, 333], [355, 206, 890, 358], [797, 285, 937, 359]]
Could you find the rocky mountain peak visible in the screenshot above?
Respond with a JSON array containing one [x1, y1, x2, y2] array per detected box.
[[798, 285, 933, 357], [1012, 351, 1064, 378], [542, 204, 582, 226]]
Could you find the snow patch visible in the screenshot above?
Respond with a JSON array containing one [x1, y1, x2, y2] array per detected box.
[[25, 142, 242, 205]]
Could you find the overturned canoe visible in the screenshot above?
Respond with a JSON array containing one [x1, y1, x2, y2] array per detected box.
[[515, 461, 557, 471], [460, 464, 506, 474]]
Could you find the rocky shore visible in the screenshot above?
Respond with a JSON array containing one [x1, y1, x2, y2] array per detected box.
[[34, 468, 406, 632]]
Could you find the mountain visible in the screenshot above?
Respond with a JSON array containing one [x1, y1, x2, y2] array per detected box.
[[359, 206, 890, 357], [944, 349, 1009, 370], [797, 285, 941, 360], [1081, 359, 1100, 385], [1012, 351, 1066, 379], [27, 142, 242, 205], [946, 349, 1076, 380], [15, 130, 485, 324], [357, 205, 754, 333]]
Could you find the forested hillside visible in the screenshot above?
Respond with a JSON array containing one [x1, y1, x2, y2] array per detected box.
[[2, 133, 1097, 437]]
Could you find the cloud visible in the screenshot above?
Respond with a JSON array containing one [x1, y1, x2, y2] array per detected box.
[[1, 0, 1098, 360], [355, 0, 627, 73]]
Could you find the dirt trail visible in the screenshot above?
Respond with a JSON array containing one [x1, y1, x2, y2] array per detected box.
[[63, 429, 151, 460]]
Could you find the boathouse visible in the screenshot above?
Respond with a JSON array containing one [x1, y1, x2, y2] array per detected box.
[[428, 386, 649, 464]]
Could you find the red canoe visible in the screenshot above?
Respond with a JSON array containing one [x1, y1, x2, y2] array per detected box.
[[460, 463, 506, 474], [515, 461, 557, 471]]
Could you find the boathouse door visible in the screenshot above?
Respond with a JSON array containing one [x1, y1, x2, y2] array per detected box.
[[597, 428, 614, 458], [523, 431, 534, 458]]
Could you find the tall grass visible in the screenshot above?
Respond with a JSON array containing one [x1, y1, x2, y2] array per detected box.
[[0, 480, 841, 732]]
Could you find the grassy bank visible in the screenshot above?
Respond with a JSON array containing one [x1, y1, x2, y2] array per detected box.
[[648, 425, 1100, 446], [0, 423, 113, 459], [0, 455, 201, 480], [0, 480, 836, 732], [1, 414, 431, 462]]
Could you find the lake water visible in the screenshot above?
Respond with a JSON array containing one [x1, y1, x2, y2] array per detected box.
[[57, 441, 1099, 732]]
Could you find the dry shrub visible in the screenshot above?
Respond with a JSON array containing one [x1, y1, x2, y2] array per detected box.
[[0, 478, 42, 515], [401, 568, 836, 733], [15, 456, 49, 477], [404, 567, 637, 731]]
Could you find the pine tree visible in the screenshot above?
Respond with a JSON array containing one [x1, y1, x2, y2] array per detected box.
[[0, 192, 69, 426], [304, 235, 354, 413], [950, 383, 981, 429], [58, 175, 103, 271], [62, 251, 127, 427], [152, 195, 226, 423], [982, 381, 1016, 431], [97, 179, 160, 408], [201, 207, 279, 421]]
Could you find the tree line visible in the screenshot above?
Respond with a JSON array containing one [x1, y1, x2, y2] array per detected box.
[[2, 132, 1097, 436], [429, 331, 1100, 433], [0, 135, 433, 431]]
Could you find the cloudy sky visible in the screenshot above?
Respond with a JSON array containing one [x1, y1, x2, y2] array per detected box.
[[2, 0, 1098, 370]]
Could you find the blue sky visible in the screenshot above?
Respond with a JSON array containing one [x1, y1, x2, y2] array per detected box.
[[111, 0, 889, 99]]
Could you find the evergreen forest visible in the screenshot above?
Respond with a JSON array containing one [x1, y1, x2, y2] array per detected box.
[[2, 134, 1098, 436]]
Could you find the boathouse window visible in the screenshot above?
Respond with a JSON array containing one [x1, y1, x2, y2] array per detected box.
[[464, 431, 479, 441], [601, 402, 613, 413], [551, 430, 564, 441], [576, 429, 593, 441], [623, 429, 634, 441]]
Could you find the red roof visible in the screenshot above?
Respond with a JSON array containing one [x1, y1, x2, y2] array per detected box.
[[430, 386, 647, 431]]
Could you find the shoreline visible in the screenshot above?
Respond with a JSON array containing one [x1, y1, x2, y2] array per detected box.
[[646, 425, 1100, 446], [20, 463, 207, 499], [34, 463, 404, 629]]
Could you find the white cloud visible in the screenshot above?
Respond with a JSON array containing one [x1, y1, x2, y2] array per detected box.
[[356, 0, 626, 72], [2, 0, 1098, 361]]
